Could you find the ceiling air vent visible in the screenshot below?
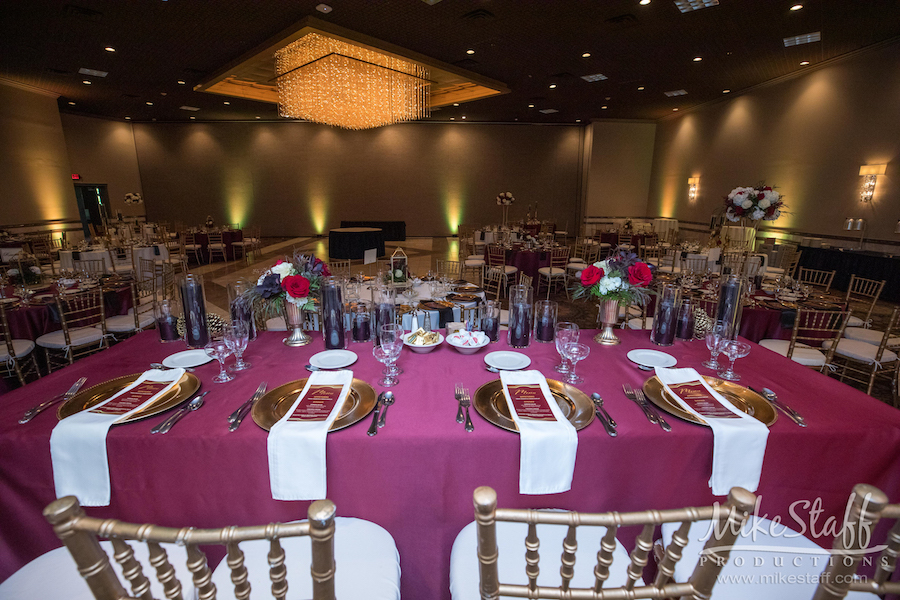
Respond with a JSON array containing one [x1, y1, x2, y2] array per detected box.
[[581, 73, 608, 82], [605, 14, 638, 28], [539, 108, 559, 114], [63, 4, 103, 21], [461, 8, 495, 20], [783, 32, 821, 47], [673, 0, 719, 13]]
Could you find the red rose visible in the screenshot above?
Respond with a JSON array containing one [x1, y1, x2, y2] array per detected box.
[[627, 262, 652, 287], [580, 265, 604, 286], [281, 274, 311, 299]]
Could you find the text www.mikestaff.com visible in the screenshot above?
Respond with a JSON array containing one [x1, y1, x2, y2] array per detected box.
[[716, 573, 865, 585]]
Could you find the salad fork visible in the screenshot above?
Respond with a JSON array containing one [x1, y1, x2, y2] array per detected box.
[[623, 383, 658, 426], [454, 383, 465, 424], [635, 388, 671, 432], [461, 388, 474, 433]]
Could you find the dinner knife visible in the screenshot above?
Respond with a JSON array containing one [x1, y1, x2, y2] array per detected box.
[[750, 387, 806, 427], [227, 382, 267, 424], [367, 392, 385, 436], [228, 382, 267, 432], [19, 377, 87, 424]]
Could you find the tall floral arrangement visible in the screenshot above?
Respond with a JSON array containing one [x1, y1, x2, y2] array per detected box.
[[496, 191, 515, 206], [242, 252, 330, 320], [573, 250, 654, 306], [723, 184, 785, 223], [123, 192, 143, 204]]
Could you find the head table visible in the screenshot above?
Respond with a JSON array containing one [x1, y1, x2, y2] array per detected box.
[[1, 329, 899, 599]]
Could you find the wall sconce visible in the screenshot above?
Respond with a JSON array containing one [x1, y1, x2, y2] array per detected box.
[[895, 220, 900, 234], [687, 177, 699, 203], [843, 217, 866, 249], [859, 164, 887, 202]]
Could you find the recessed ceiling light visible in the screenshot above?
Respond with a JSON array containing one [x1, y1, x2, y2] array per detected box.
[[528, 104, 535, 108], [790, 3, 803, 10], [581, 73, 608, 82], [664, 89, 688, 97], [640, 0, 651, 4], [68, 101, 75, 105], [576, 119, 582, 122], [453, 103, 459, 106], [177, 80, 185, 85], [549, 84, 557, 89], [223, 101, 230, 105], [190, 116, 196, 120], [82, 80, 91, 85], [783, 32, 821, 47], [146, 101, 153, 105], [104, 46, 115, 52], [582, 52, 591, 58], [637, 86, 645, 90], [601, 106, 608, 109], [450, 117, 455, 120], [256, 116, 261, 119], [316, 3, 332, 13], [466, 49, 475, 55], [800, 60, 810, 66], [673, 108, 679, 111], [461, 116, 466, 119], [693, 56, 703, 62], [124, 116, 131, 120], [180, 106, 200, 111], [723, 89, 731, 93]]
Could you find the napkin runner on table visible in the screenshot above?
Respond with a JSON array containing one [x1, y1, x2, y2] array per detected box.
[[500, 370, 578, 495], [655, 367, 769, 495], [268, 370, 352, 501], [50, 368, 186, 506]]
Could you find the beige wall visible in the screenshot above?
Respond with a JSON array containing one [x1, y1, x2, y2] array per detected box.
[[131, 122, 583, 237], [585, 120, 657, 218], [0, 81, 77, 227], [648, 41, 900, 242], [61, 114, 145, 222]]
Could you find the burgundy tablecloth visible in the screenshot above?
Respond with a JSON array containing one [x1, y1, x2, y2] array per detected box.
[[192, 230, 243, 262], [598, 232, 647, 249], [484, 246, 551, 288], [3, 286, 133, 341], [2, 330, 900, 599]]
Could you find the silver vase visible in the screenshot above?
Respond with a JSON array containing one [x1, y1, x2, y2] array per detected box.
[[282, 301, 312, 347]]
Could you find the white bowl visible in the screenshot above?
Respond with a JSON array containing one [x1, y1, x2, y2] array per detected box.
[[446, 332, 490, 354], [402, 331, 444, 353]]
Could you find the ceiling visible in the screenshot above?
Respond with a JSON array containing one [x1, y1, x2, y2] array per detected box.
[[2, 0, 900, 125]]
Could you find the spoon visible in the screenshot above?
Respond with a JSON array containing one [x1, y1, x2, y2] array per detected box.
[[377, 391, 395, 428], [151, 391, 209, 434], [590, 393, 617, 428], [150, 363, 194, 373]]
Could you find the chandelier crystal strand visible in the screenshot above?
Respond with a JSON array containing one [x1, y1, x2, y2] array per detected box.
[[275, 33, 429, 129]]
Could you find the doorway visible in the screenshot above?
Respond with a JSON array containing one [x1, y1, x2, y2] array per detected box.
[[74, 184, 111, 238]]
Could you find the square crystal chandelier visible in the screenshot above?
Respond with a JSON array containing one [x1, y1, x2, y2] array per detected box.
[[275, 33, 430, 130]]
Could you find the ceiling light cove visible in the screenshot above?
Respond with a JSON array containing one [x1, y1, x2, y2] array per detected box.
[[539, 108, 558, 114], [640, 0, 651, 4], [466, 49, 475, 55], [104, 46, 115, 52], [673, 0, 719, 13]]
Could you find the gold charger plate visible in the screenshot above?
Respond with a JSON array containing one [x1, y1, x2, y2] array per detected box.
[[57, 372, 201, 424], [447, 293, 479, 303], [251, 378, 377, 431], [642, 376, 777, 427], [473, 379, 594, 433]]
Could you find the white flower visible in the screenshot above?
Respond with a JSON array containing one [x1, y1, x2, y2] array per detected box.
[[750, 208, 765, 220], [7, 269, 19, 276], [741, 199, 753, 209], [598, 276, 622, 294], [271, 262, 294, 278], [393, 269, 403, 278], [758, 198, 771, 209], [29, 266, 41, 274], [593, 259, 610, 273], [732, 196, 744, 206], [287, 295, 308, 307], [725, 209, 739, 222], [763, 190, 779, 203]]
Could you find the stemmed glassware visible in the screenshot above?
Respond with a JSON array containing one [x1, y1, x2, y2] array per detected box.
[[204, 338, 234, 383], [374, 323, 403, 387], [702, 320, 731, 370], [554, 322, 579, 373], [718, 340, 751, 381], [562, 342, 590, 385], [224, 323, 251, 371]]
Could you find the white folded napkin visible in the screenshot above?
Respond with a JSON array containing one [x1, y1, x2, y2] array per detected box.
[[268, 370, 352, 501], [50, 368, 186, 506], [500, 370, 578, 495], [655, 367, 769, 495]]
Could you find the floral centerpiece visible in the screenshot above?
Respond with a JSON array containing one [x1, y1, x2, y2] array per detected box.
[[573, 250, 654, 345], [723, 184, 785, 224], [5, 264, 42, 286], [205, 215, 215, 229], [123, 192, 143, 204], [242, 252, 330, 346], [496, 191, 514, 228]]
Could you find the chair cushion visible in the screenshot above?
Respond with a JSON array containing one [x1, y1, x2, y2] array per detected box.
[[208, 243, 226, 249], [846, 315, 865, 328], [627, 317, 654, 330], [660, 517, 868, 600], [464, 260, 484, 267], [231, 241, 250, 246], [568, 258, 586, 265], [822, 338, 898, 364], [488, 266, 518, 276], [103, 313, 156, 333], [758, 339, 826, 367], [0, 339, 35, 361], [183, 244, 202, 250], [36, 327, 104, 349], [210, 517, 400, 600], [0, 540, 194, 600], [537, 267, 566, 277], [450, 519, 638, 600], [843, 327, 900, 347]]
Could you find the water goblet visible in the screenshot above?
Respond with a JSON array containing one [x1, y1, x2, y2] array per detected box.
[[562, 342, 590, 385], [554, 322, 579, 373], [204, 339, 235, 383], [372, 345, 397, 387], [380, 323, 404, 379], [718, 340, 751, 381], [224, 323, 251, 371], [701, 320, 730, 369]]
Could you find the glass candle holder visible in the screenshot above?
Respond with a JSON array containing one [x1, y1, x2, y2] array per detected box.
[[507, 284, 533, 349], [534, 300, 558, 343]]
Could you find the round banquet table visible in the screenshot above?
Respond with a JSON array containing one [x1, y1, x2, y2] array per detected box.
[[328, 227, 385, 260], [484, 245, 552, 288], [191, 230, 243, 262]]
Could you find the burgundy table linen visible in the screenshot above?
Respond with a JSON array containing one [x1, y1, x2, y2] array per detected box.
[[483, 246, 551, 288], [193, 230, 243, 262], [2, 330, 900, 600], [2, 286, 133, 341]]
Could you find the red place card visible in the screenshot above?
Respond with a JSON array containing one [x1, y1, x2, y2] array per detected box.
[[507, 384, 556, 421], [668, 382, 740, 419], [91, 382, 170, 415], [287, 385, 344, 422]]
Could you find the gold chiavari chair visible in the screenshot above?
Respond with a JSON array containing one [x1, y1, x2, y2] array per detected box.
[[759, 308, 851, 372], [0, 495, 401, 600], [824, 306, 900, 402], [0, 303, 41, 385], [537, 246, 569, 299], [29, 236, 57, 276], [483, 267, 503, 300], [247, 225, 263, 257], [681, 254, 708, 275], [843, 274, 886, 329], [764, 244, 800, 279], [329, 259, 352, 277], [182, 232, 203, 264], [206, 231, 228, 263], [720, 250, 747, 276], [517, 273, 533, 290], [72, 258, 106, 278], [437, 259, 463, 281], [625, 300, 652, 330], [450, 485, 756, 600], [137, 256, 156, 284], [230, 228, 251, 260], [105, 248, 134, 276], [486, 245, 517, 299], [103, 279, 156, 340], [657, 247, 680, 274], [812, 484, 900, 599], [459, 234, 485, 285], [797, 267, 836, 292], [35, 288, 108, 372], [616, 231, 634, 251]]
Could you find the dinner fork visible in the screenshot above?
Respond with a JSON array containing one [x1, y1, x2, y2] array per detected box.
[[461, 388, 474, 433], [623, 384, 658, 426], [636, 388, 671, 432], [454, 383, 465, 424]]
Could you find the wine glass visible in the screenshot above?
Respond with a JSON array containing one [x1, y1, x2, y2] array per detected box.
[[718, 340, 751, 381], [554, 322, 579, 373], [373, 345, 395, 387], [380, 323, 404, 383], [562, 342, 590, 385], [204, 339, 234, 383], [224, 323, 251, 372], [701, 320, 730, 370]]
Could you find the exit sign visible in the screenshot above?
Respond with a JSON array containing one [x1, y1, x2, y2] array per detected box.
[[71, 174, 81, 180]]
